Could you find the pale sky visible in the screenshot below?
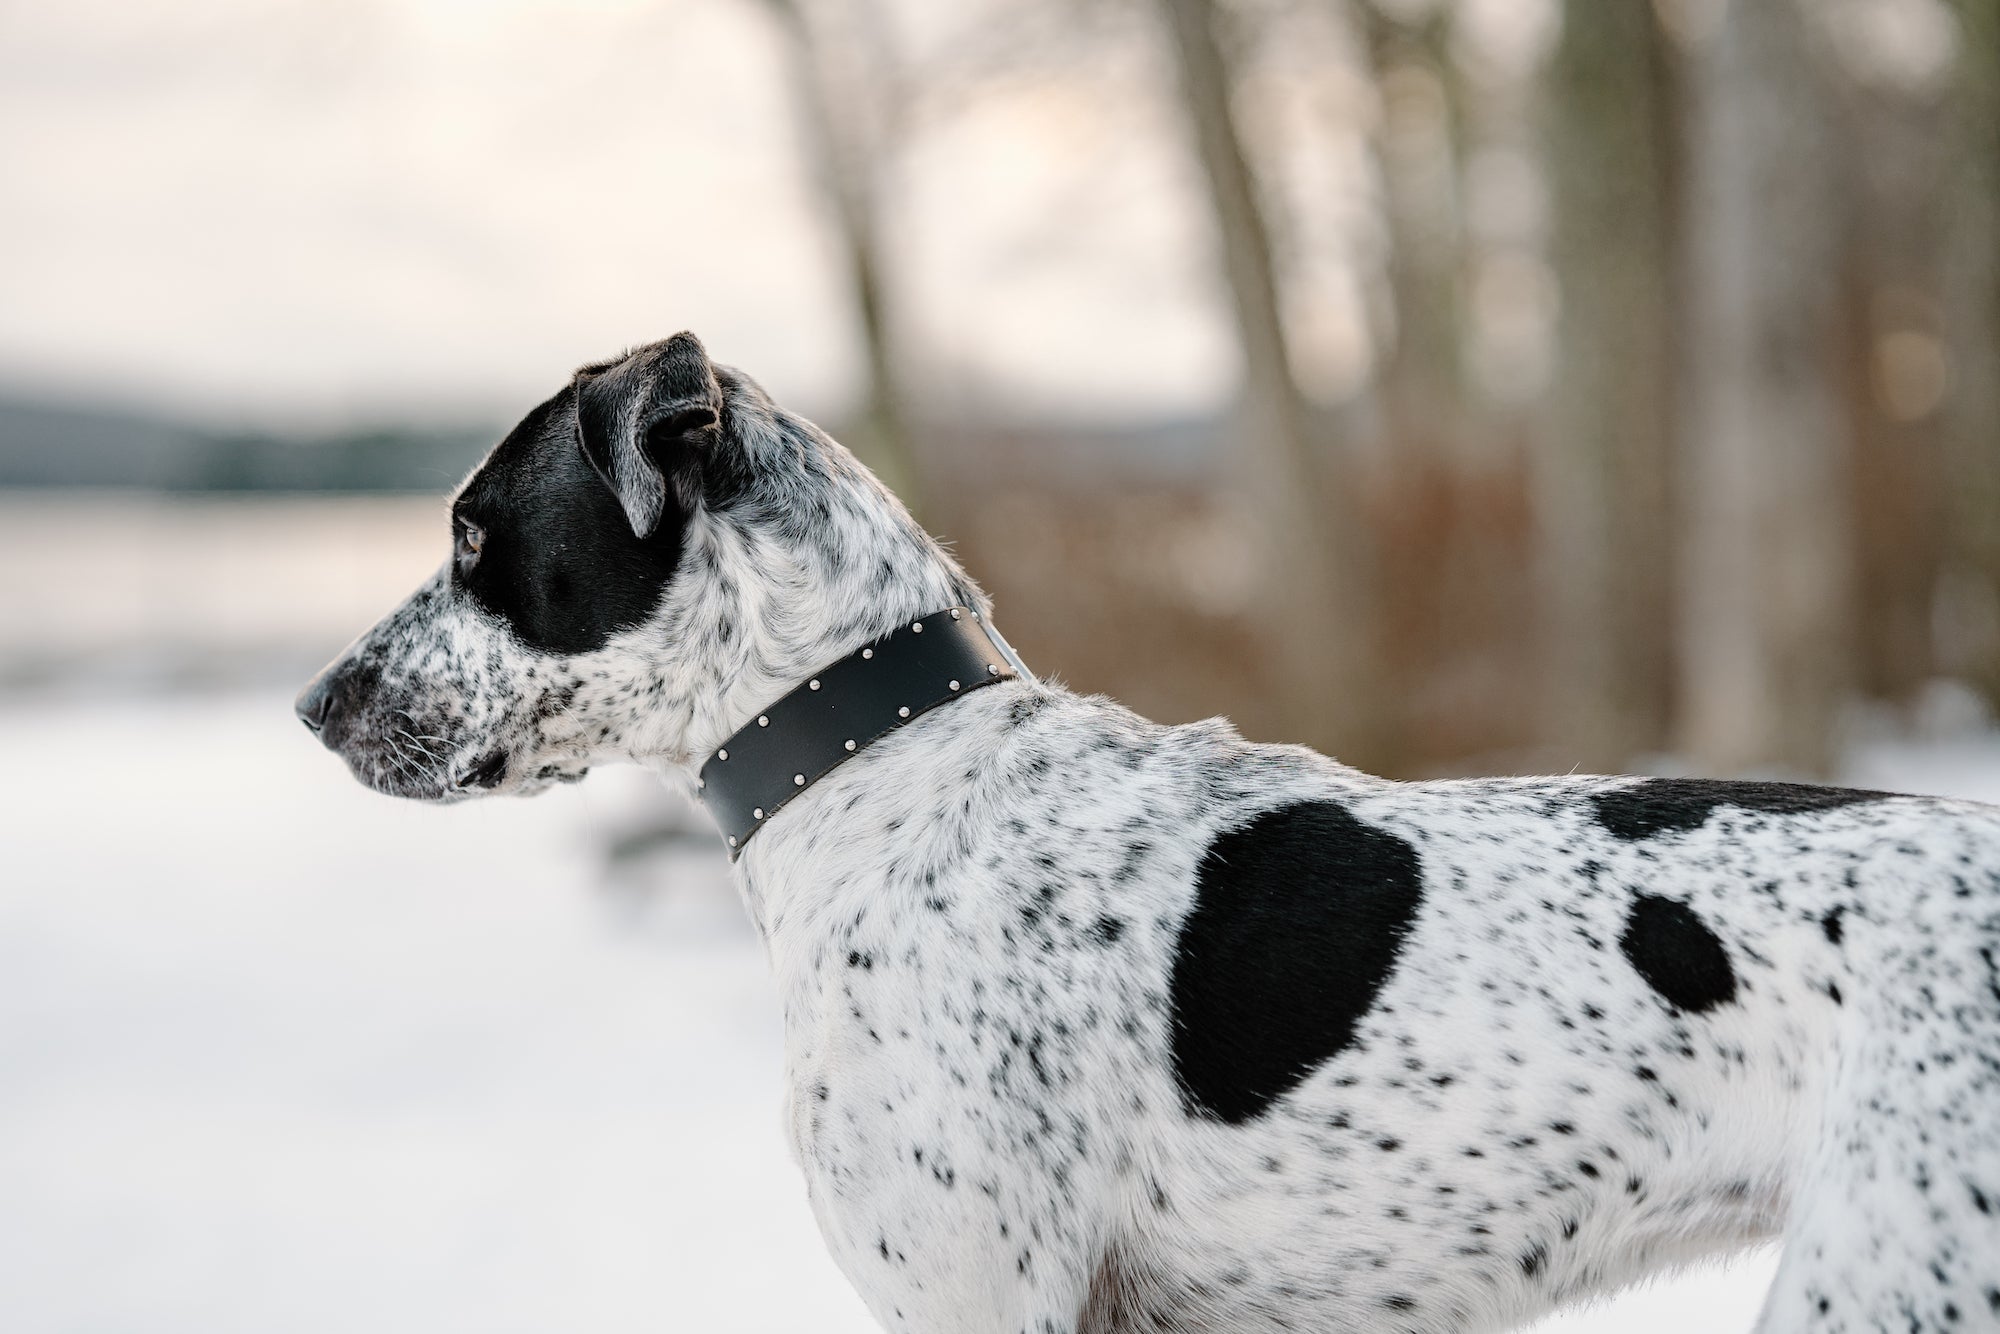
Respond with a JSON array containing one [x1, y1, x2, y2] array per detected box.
[[2, 0, 1952, 435], [0, 0, 1253, 429]]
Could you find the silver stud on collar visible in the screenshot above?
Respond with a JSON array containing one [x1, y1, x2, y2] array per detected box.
[[753, 807, 764, 820], [758, 715, 768, 727], [898, 706, 910, 718], [717, 748, 729, 761], [844, 739, 856, 751], [809, 679, 821, 690], [793, 773, 805, 786], [728, 835, 738, 848], [949, 679, 961, 691], [950, 608, 961, 620], [987, 664, 1000, 676], [862, 648, 874, 660], [911, 621, 923, 633]]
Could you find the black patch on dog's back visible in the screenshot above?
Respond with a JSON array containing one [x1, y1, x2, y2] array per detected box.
[[1589, 778, 1888, 842], [1170, 801, 1423, 1125], [1620, 893, 1737, 1014], [453, 389, 691, 655]]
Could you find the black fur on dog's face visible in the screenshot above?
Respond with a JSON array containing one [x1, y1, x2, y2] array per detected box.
[[450, 386, 692, 657], [295, 333, 725, 801]]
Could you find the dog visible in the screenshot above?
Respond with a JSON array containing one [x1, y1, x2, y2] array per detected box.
[[298, 333, 2000, 1333]]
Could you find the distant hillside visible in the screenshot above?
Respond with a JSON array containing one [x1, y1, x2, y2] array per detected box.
[[0, 397, 494, 492], [0, 391, 1230, 495]]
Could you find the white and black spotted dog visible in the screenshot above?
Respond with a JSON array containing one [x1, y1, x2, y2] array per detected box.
[[299, 334, 2000, 1333]]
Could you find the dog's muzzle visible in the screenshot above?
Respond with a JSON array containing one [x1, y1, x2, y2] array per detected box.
[[295, 656, 469, 800]]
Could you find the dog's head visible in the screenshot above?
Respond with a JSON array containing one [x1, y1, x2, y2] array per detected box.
[[296, 332, 981, 802]]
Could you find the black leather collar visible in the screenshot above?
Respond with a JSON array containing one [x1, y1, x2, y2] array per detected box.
[[697, 607, 1026, 858]]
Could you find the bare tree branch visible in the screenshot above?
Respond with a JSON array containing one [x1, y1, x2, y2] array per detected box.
[[1156, 0, 1387, 767], [761, 0, 921, 509]]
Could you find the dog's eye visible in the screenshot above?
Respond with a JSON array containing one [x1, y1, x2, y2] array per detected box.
[[455, 520, 485, 574]]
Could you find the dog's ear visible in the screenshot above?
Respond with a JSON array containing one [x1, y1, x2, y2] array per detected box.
[[573, 332, 723, 539]]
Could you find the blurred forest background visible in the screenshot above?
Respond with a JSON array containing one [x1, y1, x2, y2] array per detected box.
[[1, 0, 1996, 783]]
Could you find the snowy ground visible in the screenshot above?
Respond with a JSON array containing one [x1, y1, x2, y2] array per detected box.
[[0, 693, 876, 1333], [4, 689, 1998, 1333]]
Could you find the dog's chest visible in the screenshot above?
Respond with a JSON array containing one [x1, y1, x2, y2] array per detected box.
[[746, 691, 1214, 1170], [737, 711, 1231, 1325], [763, 841, 1170, 1181], [755, 851, 1177, 1328]]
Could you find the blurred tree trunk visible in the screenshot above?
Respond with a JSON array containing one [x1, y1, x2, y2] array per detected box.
[[1675, 0, 1851, 776], [1359, 2, 1463, 462], [761, 0, 921, 511], [1157, 0, 1389, 770], [1830, 37, 1952, 711], [1943, 0, 2000, 704], [1538, 0, 1680, 770], [1351, 2, 1463, 765]]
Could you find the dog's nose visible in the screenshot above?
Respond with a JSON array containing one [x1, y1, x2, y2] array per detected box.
[[295, 672, 336, 736]]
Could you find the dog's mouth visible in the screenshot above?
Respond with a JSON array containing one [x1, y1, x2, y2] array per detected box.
[[326, 734, 467, 804], [337, 741, 591, 803], [451, 748, 511, 794], [456, 750, 593, 798]]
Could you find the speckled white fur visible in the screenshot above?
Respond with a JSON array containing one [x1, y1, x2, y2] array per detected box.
[[314, 352, 2000, 1334]]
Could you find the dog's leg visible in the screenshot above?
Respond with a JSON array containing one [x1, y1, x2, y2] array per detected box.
[[1755, 922, 2000, 1332]]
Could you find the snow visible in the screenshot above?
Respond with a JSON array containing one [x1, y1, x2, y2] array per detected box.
[[2, 689, 1994, 1332], [0, 693, 874, 1333]]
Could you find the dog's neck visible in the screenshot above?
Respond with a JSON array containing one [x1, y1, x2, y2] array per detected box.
[[617, 400, 989, 782]]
